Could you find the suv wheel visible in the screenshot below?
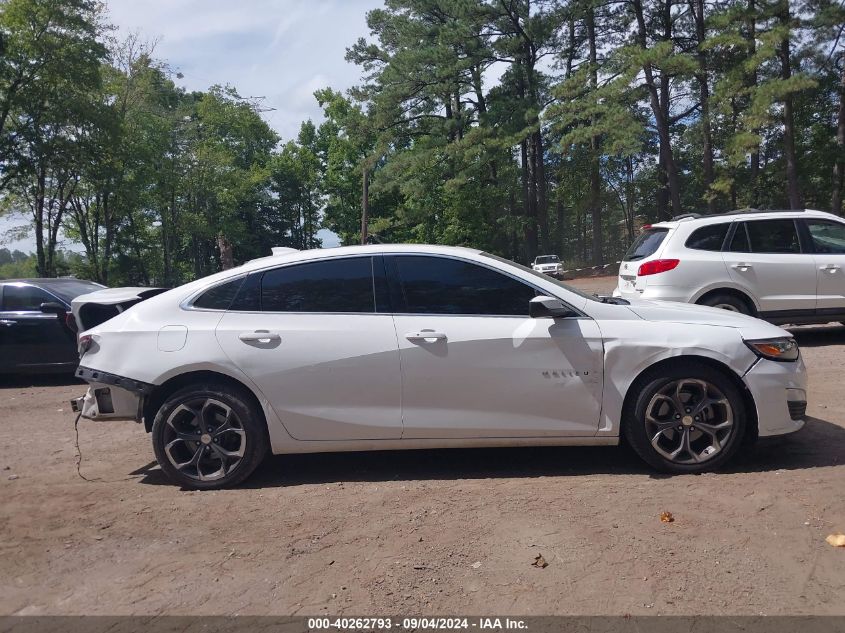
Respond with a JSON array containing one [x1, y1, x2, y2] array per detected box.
[[624, 363, 747, 474], [699, 293, 750, 315], [151, 382, 269, 489]]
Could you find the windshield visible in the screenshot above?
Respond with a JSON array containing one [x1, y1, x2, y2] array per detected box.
[[535, 256, 559, 264], [624, 227, 669, 261], [481, 252, 601, 302]]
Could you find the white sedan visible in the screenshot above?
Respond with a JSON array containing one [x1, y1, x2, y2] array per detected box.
[[71, 245, 808, 489]]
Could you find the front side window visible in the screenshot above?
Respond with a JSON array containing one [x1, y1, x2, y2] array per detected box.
[[392, 255, 536, 316], [807, 220, 845, 254], [685, 223, 730, 251], [745, 219, 801, 254], [2, 284, 55, 311], [260, 257, 377, 313]]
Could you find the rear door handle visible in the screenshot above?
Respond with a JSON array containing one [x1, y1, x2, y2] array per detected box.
[[405, 331, 447, 342], [0, 319, 14, 327], [238, 330, 281, 343], [821, 264, 841, 272], [731, 263, 752, 271]]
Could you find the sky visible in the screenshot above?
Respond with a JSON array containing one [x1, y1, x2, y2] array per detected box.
[[2, 0, 382, 253]]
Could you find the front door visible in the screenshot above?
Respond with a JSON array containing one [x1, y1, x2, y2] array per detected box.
[[214, 255, 403, 441], [804, 218, 845, 312], [387, 255, 604, 439]]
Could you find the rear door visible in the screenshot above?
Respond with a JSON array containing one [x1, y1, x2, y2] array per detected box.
[[722, 218, 817, 314], [803, 218, 845, 312], [214, 255, 403, 441], [0, 283, 75, 371]]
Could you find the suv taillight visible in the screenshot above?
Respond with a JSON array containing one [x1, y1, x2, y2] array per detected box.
[[638, 259, 680, 276]]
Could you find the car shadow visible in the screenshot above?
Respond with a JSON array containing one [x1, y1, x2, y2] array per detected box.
[[0, 373, 84, 388], [786, 323, 845, 347], [134, 416, 844, 489]]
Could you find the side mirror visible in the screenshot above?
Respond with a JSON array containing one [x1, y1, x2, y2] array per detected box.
[[39, 301, 66, 315], [529, 295, 577, 319]]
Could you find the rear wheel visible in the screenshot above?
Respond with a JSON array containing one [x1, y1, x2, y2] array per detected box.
[[699, 293, 751, 315], [151, 382, 268, 489], [624, 363, 747, 474]]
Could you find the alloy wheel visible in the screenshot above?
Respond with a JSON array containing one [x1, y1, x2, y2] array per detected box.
[[644, 379, 734, 465], [162, 397, 246, 482]]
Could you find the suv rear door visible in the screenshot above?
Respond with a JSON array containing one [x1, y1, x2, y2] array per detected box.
[[722, 218, 817, 315]]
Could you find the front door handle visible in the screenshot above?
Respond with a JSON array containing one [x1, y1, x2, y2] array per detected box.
[[405, 331, 447, 342], [238, 330, 281, 343], [0, 320, 14, 327], [821, 264, 841, 273], [731, 262, 753, 271]]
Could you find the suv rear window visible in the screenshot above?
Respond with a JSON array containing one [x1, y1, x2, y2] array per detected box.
[[624, 228, 669, 261], [685, 223, 729, 251]]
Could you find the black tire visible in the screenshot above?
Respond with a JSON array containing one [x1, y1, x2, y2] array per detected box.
[[623, 362, 747, 474], [151, 381, 269, 490], [698, 293, 751, 315]]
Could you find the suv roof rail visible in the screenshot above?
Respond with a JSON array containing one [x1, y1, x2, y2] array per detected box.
[[670, 213, 702, 221], [731, 208, 806, 215]]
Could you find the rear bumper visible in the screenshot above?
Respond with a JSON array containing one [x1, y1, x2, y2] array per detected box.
[[615, 283, 692, 303], [72, 366, 151, 421], [742, 357, 808, 437]]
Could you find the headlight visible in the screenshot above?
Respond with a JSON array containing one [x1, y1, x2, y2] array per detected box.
[[744, 337, 799, 362]]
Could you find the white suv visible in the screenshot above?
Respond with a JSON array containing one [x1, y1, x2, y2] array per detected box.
[[532, 255, 564, 278], [613, 209, 845, 325]]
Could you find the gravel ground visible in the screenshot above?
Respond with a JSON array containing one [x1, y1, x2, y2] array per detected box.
[[1, 276, 843, 616]]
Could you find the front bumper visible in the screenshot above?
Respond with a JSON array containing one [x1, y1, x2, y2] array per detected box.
[[742, 356, 808, 437]]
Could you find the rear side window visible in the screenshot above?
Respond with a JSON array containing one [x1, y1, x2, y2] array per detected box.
[[392, 255, 536, 316], [806, 220, 845, 254], [192, 277, 245, 310], [624, 228, 668, 261], [2, 284, 55, 311], [745, 219, 801, 254], [260, 257, 377, 313], [685, 223, 729, 251]]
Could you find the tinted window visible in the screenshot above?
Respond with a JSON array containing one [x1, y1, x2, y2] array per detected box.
[[685, 223, 729, 251], [727, 223, 750, 252], [746, 219, 801, 253], [624, 228, 668, 261], [43, 280, 104, 303], [2, 284, 55, 311], [193, 277, 245, 310], [807, 220, 845, 254], [261, 257, 376, 313], [393, 256, 536, 315]]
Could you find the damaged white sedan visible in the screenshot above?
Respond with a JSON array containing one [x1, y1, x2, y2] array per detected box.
[[71, 245, 807, 489]]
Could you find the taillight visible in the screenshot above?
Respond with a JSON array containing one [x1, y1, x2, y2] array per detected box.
[[65, 311, 78, 333], [638, 259, 680, 276], [78, 334, 94, 353]]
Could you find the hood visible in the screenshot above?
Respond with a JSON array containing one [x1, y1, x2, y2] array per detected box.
[[626, 299, 790, 338]]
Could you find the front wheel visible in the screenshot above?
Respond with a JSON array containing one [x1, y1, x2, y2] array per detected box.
[[151, 382, 269, 489], [623, 363, 747, 473]]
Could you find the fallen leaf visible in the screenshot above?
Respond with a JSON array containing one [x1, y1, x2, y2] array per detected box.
[[532, 554, 548, 569], [660, 511, 674, 523], [826, 533, 845, 547], [470, 561, 482, 569]]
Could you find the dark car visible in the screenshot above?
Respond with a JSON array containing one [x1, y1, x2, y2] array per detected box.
[[0, 278, 105, 374]]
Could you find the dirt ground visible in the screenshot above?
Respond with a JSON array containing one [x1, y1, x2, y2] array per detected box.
[[1, 275, 844, 616]]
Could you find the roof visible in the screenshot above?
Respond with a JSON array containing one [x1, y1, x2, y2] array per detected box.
[[650, 208, 839, 229], [241, 243, 483, 272], [0, 278, 103, 286]]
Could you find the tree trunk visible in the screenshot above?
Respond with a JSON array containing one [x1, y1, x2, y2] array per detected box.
[[778, 5, 802, 209], [832, 62, 845, 215], [217, 234, 234, 270], [690, 0, 715, 213], [747, 0, 760, 207], [360, 165, 369, 245], [533, 129, 550, 254], [586, 8, 603, 264], [632, 0, 682, 217]]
